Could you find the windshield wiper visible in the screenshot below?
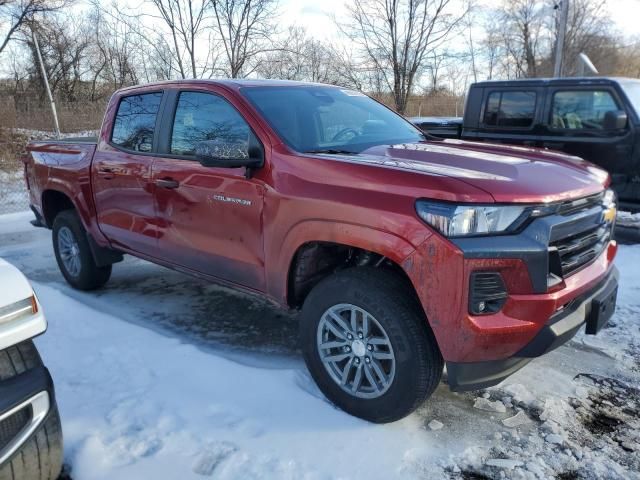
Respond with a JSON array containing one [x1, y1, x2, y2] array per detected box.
[[304, 149, 357, 155]]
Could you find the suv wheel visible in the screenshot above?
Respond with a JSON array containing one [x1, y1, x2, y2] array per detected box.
[[0, 341, 63, 480], [52, 210, 111, 290], [300, 267, 443, 423]]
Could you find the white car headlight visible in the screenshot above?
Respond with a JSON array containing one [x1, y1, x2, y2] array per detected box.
[[0, 295, 38, 325], [415, 201, 530, 237]]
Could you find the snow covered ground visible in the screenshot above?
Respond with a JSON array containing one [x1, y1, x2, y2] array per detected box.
[[618, 211, 640, 228], [0, 211, 639, 480]]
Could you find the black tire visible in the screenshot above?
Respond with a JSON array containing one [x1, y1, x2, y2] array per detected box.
[[300, 267, 443, 423], [52, 209, 111, 290], [0, 342, 63, 480]]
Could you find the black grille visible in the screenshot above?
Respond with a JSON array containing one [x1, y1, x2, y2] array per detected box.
[[557, 192, 604, 216], [469, 272, 507, 315], [549, 197, 613, 278], [0, 406, 31, 452]]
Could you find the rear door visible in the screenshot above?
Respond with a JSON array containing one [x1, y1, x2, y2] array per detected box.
[[467, 87, 543, 147], [93, 91, 165, 254], [539, 86, 634, 175], [151, 89, 267, 291]]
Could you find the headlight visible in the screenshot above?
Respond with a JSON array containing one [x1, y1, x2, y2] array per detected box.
[[415, 201, 529, 237]]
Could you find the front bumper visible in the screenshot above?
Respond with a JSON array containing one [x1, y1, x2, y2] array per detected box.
[[446, 265, 619, 390]]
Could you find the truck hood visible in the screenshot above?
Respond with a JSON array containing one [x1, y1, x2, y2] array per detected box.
[[356, 139, 609, 203]]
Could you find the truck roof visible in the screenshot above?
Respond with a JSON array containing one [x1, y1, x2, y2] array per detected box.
[[470, 77, 639, 88], [115, 78, 336, 95]]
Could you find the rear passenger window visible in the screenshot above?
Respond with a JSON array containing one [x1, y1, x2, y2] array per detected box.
[[483, 91, 536, 128], [111, 93, 163, 152], [170, 91, 250, 156], [551, 90, 619, 130]]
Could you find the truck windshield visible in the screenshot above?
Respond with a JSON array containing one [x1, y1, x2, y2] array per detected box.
[[620, 80, 640, 115], [241, 86, 424, 154]]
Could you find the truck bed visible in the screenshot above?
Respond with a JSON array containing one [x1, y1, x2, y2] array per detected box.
[[51, 136, 98, 144], [23, 140, 99, 227]]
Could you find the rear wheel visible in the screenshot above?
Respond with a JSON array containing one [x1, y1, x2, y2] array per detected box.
[[0, 342, 63, 480], [52, 210, 111, 290], [300, 267, 443, 423]]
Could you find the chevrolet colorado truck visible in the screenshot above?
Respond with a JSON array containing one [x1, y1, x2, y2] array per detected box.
[[0, 259, 63, 479], [23, 80, 619, 423]]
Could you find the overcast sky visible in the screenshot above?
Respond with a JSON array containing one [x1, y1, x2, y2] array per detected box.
[[280, 0, 640, 42], [1, 0, 638, 81]]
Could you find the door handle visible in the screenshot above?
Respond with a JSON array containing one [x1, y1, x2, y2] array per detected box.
[[155, 178, 180, 189], [97, 167, 114, 180]]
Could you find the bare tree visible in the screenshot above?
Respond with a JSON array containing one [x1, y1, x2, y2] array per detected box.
[[210, 0, 278, 78], [340, 0, 468, 114], [87, 6, 140, 98], [0, 0, 65, 56], [463, 0, 477, 82], [483, 0, 613, 79], [147, 0, 209, 78], [481, 20, 504, 80], [495, 0, 548, 78], [256, 26, 346, 84], [26, 14, 92, 101], [552, 0, 611, 75]]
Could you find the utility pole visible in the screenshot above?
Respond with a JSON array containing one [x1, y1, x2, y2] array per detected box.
[[553, 0, 569, 78], [31, 27, 60, 138]]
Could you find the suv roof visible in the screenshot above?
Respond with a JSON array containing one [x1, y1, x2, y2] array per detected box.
[[470, 77, 637, 88]]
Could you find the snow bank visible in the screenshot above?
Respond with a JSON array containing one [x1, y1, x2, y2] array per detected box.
[[0, 207, 634, 480], [617, 211, 640, 228], [33, 283, 440, 480]]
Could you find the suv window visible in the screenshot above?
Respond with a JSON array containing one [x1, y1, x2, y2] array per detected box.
[[111, 92, 163, 152], [551, 90, 619, 130], [483, 91, 536, 128], [170, 91, 250, 156]]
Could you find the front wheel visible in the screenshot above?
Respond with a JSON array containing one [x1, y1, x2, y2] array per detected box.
[[300, 268, 443, 423], [52, 210, 111, 290], [0, 342, 63, 480]]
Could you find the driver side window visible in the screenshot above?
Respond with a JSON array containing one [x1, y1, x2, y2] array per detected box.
[[170, 91, 250, 156], [551, 90, 619, 130]]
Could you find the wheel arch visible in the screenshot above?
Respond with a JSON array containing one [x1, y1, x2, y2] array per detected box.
[[271, 220, 419, 309], [41, 189, 76, 228], [40, 184, 108, 245]]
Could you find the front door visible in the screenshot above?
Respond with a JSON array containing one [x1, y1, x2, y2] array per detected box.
[[152, 90, 266, 291], [539, 87, 634, 175], [93, 91, 164, 255]]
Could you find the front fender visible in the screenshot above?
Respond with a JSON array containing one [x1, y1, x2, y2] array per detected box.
[[266, 219, 421, 304]]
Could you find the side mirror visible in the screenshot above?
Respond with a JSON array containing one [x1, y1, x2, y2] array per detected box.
[[138, 135, 153, 152], [195, 132, 264, 169], [603, 110, 627, 130]]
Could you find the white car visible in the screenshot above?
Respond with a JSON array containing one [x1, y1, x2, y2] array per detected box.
[[0, 259, 47, 351], [0, 258, 63, 480]]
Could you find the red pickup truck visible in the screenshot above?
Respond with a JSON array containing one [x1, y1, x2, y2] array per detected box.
[[23, 80, 619, 423]]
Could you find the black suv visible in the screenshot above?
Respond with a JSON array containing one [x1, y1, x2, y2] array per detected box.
[[412, 77, 640, 211]]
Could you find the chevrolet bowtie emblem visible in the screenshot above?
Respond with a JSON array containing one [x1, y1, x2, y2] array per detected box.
[[603, 206, 617, 223]]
